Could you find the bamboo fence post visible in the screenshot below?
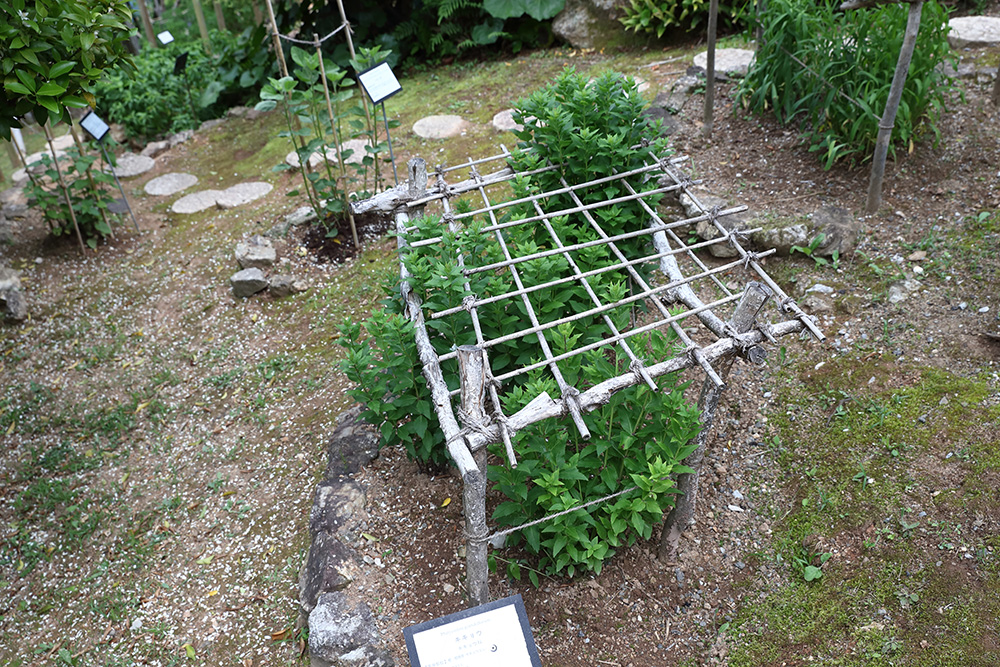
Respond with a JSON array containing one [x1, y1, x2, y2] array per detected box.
[[136, 0, 157, 48], [69, 123, 115, 239], [865, 0, 923, 214], [262, 0, 289, 77], [702, 0, 719, 138], [190, 0, 212, 54], [6, 138, 22, 169], [316, 33, 360, 249], [457, 345, 490, 474], [658, 282, 771, 561], [43, 124, 86, 254], [9, 135, 51, 232], [333, 0, 375, 185], [213, 1, 227, 31]]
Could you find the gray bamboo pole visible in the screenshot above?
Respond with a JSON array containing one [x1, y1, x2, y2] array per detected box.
[[136, 0, 158, 48], [457, 345, 490, 474], [658, 282, 771, 560], [333, 0, 376, 188], [213, 1, 227, 31], [262, 0, 289, 77], [702, 0, 719, 138], [316, 33, 360, 249], [865, 0, 923, 214], [43, 124, 86, 254], [69, 123, 116, 239], [190, 0, 212, 54]]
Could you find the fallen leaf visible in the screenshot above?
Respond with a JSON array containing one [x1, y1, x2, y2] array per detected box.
[[207, 589, 219, 597], [440, 497, 451, 508], [182, 643, 196, 659], [196, 555, 213, 565], [6, 421, 15, 436], [361, 533, 379, 542], [135, 401, 150, 414], [270, 628, 292, 641]]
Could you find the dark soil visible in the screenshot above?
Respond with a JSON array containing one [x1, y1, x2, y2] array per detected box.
[[302, 210, 394, 264]]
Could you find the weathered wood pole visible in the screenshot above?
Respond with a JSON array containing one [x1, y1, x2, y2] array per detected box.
[[659, 282, 771, 560], [458, 345, 490, 474], [865, 0, 923, 214], [5, 139, 22, 168], [251, 0, 264, 25], [213, 1, 227, 31], [262, 0, 289, 77], [702, 0, 719, 138], [136, 0, 158, 48], [190, 0, 212, 54], [43, 124, 86, 254]]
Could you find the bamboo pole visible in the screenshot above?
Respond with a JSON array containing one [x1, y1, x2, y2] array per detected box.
[[43, 124, 86, 254], [702, 0, 719, 138], [865, 0, 923, 214], [316, 33, 360, 249], [5, 138, 22, 169], [262, 0, 289, 77], [190, 0, 212, 54], [69, 123, 115, 239], [333, 0, 375, 187], [213, 1, 227, 32], [136, 0, 158, 48]]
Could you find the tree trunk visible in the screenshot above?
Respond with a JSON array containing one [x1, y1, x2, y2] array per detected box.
[[136, 0, 158, 48], [190, 0, 212, 54], [865, 0, 923, 214], [213, 1, 227, 32]]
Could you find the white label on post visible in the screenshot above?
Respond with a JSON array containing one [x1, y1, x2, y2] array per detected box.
[[157, 30, 174, 45], [80, 112, 110, 142], [357, 62, 402, 106]]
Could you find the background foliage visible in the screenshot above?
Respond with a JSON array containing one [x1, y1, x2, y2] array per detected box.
[[621, 0, 748, 36], [737, 0, 955, 168]]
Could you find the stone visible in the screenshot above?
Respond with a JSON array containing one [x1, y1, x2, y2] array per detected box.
[[168, 129, 194, 147], [235, 235, 277, 269], [171, 189, 224, 214], [492, 108, 522, 132], [800, 293, 833, 314], [144, 172, 198, 196], [22, 148, 66, 174], [811, 205, 861, 257], [49, 133, 76, 151], [310, 481, 367, 536], [948, 16, 1000, 49], [299, 532, 357, 614], [109, 123, 127, 144], [230, 268, 269, 298], [308, 592, 382, 663], [199, 118, 225, 132], [217, 182, 273, 209], [0, 267, 27, 321], [269, 274, 306, 298], [107, 198, 130, 215], [140, 140, 170, 158], [11, 168, 28, 184], [333, 139, 371, 165], [286, 206, 318, 227], [285, 149, 327, 170], [111, 153, 155, 178], [552, 0, 633, 49], [412, 115, 469, 139], [2, 203, 28, 219], [750, 221, 810, 256], [887, 278, 921, 304], [693, 48, 756, 79], [227, 106, 251, 118], [325, 406, 380, 479], [655, 75, 702, 113]]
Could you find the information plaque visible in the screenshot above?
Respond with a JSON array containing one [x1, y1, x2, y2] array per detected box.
[[157, 30, 174, 45], [403, 595, 542, 667], [79, 111, 110, 142], [357, 61, 402, 106]]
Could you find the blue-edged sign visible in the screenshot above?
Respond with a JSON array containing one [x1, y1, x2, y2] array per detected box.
[[403, 594, 542, 667], [79, 111, 110, 143], [357, 61, 402, 106]]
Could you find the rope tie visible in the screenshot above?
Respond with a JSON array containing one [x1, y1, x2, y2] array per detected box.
[[742, 250, 762, 269], [461, 294, 477, 312], [457, 407, 494, 437], [779, 296, 796, 313], [271, 24, 345, 45], [628, 357, 647, 382]]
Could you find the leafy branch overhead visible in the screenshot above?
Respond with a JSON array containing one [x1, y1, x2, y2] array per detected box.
[[0, 0, 137, 139]]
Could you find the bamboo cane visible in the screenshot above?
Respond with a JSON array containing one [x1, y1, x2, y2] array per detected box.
[[190, 0, 212, 54], [43, 124, 86, 254], [69, 123, 115, 239], [136, 0, 158, 48], [213, 1, 227, 32], [702, 0, 719, 138]]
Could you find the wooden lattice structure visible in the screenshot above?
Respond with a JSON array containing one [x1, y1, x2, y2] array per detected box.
[[356, 145, 824, 607]]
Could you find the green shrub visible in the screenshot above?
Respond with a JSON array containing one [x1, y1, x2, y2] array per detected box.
[[621, 0, 748, 35], [93, 27, 273, 140], [339, 69, 700, 578], [737, 0, 955, 168]]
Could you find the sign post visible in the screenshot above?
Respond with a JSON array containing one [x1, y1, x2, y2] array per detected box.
[[403, 594, 543, 667], [357, 61, 402, 187], [80, 110, 139, 232]]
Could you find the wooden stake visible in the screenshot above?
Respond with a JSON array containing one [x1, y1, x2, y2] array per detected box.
[[43, 123, 86, 254], [993, 66, 1000, 106], [457, 345, 490, 474], [5, 138, 22, 168], [702, 0, 719, 138], [190, 0, 212, 54], [865, 0, 923, 214], [263, 0, 289, 78], [136, 0, 158, 48], [333, 0, 375, 184], [69, 123, 115, 239], [213, 1, 227, 32]]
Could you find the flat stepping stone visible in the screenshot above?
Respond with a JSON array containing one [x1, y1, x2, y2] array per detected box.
[[693, 48, 755, 78], [144, 172, 198, 196], [216, 182, 273, 209], [492, 109, 522, 133], [413, 115, 469, 139], [949, 16, 1000, 49], [111, 153, 156, 178], [49, 133, 76, 151], [333, 139, 370, 165], [171, 189, 225, 214], [285, 149, 326, 170]]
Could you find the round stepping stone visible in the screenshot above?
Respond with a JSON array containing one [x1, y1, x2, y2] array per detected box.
[[216, 182, 273, 210], [413, 115, 469, 139], [285, 149, 326, 170], [948, 16, 1000, 49], [492, 109, 523, 133], [111, 153, 156, 178], [22, 148, 66, 171], [144, 172, 198, 196], [171, 189, 224, 214], [693, 48, 755, 78], [331, 139, 371, 165], [49, 133, 76, 151], [11, 168, 28, 183], [634, 76, 651, 93]]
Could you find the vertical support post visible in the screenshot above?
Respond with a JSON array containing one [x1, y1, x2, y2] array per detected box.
[[99, 142, 140, 232], [263, 0, 289, 77], [993, 67, 1000, 106], [69, 123, 115, 239], [213, 1, 227, 31], [702, 0, 719, 138], [408, 157, 428, 202], [333, 0, 375, 180], [755, 0, 766, 46], [457, 345, 489, 474], [43, 124, 86, 254], [136, 0, 158, 48], [6, 139, 22, 169], [463, 467, 490, 607], [865, 0, 923, 214], [381, 103, 399, 187], [190, 0, 212, 54], [659, 282, 771, 560]]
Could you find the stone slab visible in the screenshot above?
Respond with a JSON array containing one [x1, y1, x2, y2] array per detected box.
[[492, 108, 522, 133], [141, 140, 170, 158], [285, 149, 327, 170], [230, 267, 269, 298], [144, 172, 198, 196], [216, 182, 273, 209], [333, 139, 370, 165], [693, 48, 755, 78], [171, 189, 224, 214], [413, 114, 469, 139], [111, 153, 156, 178], [49, 133, 76, 151], [948, 16, 1000, 49]]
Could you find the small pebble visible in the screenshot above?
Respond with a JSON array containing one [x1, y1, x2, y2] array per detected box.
[[979, 306, 990, 313]]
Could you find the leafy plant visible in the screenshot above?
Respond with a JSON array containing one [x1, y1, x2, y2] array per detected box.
[[0, 0, 136, 139], [790, 233, 829, 267], [738, 0, 955, 168], [621, 0, 747, 36]]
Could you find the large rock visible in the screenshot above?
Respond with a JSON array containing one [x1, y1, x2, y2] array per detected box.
[[168, 129, 194, 147], [299, 532, 358, 614], [412, 115, 470, 139], [230, 268, 269, 298], [553, 0, 633, 49], [325, 408, 380, 479], [811, 205, 861, 257], [309, 592, 392, 667], [948, 16, 1000, 49], [140, 140, 170, 158], [0, 267, 27, 321], [235, 235, 276, 269], [693, 48, 756, 78], [269, 274, 306, 298]]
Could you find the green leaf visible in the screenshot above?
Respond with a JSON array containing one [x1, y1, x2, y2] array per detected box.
[[526, 0, 565, 20], [14, 68, 35, 92], [37, 81, 67, 96], [803, 565, 823, 581], [4, 80, 32, 96], [80, 32, 95, 51], [49, 61, 77, 78], [483, 0, 527, 19], [36, 96, 60, 114]]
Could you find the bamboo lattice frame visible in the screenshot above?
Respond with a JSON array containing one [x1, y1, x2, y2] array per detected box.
[[368, 145, 824, 606]]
